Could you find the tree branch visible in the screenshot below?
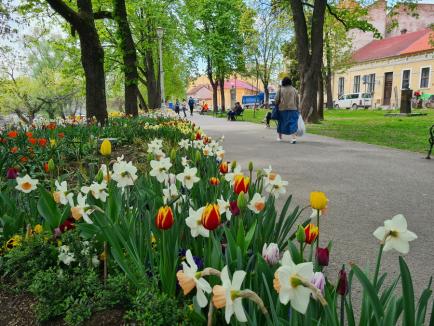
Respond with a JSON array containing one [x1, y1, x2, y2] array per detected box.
[[326, 4, 348, 30], [94, 10, 113, 20], [45, 0, 81, 27]]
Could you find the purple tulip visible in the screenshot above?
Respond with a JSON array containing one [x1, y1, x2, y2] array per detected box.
[[6, 167, 18, 179], [337, 266, 348, 296], [229, 201, 240, 216], [311, 272, 326, 295], [262, 243, 280, 265], [316, 247, 329, 266]]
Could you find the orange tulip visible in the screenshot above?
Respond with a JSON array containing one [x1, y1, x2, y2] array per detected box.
[[155, 206, 174, 230], [7, 131, 18, 138], [28, 138, 37, 145], [304, 223, 319, 244], [25, 132, 33, 138], [38, 138, 47, 147], [20, 156, 28, 163], [234, 175, 250, 195], [43, 162, 49, 173], [219, 162, 229, 174], [209, 177, 220, 186], [10, 146, 18, 153], [201, 204, 221, 231], [58, 132, 65, 138], [47, 122, 56, 130]]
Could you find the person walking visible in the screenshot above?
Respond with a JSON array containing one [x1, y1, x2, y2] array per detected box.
[[175, 99, 180, 115], [188, 97, 195, 116], [274, 77, 300, 143], [181, 99, 187, 118]]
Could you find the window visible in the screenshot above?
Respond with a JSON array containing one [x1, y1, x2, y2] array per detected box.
[[402, 70, 410, 89], [353, 75, 361, 93], [420, 67, 430, 88], [350, 94, 359, 99], [364, 74, 376, 93], [338, 77, 345, 97]]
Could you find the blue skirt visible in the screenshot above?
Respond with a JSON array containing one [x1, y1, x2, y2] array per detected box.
[[277, 110, 299, 135]]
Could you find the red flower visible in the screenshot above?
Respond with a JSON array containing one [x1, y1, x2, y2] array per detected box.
[[25, 132, 33, 138], [28, 138, 37, 145], [38, 138, 47, 147], [10, 146, 18, 153], [195, 132, 202, 140], [219, 162, 229, 174], [58, 132, 65, 138], [304, 224, 319, 244], [43, 162, 49, 173], [201, 204, 221, 230], [6, 167, 18, 179], [233, 175, 250, 194], [20, 156, 28, 163], [59, 217, 75, 233], [7, 131, 18, 138], [229, 201, 240, 216], [47, 122, 56, 130], [209, 177, 220, 186], [155, 206, 174, 230], [337, 266, 348, 296], [316, 247, 329, 266]]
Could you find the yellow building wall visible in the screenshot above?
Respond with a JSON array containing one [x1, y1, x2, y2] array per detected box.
[[332, 52, 434, 107]]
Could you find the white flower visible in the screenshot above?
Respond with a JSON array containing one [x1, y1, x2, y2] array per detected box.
[[176, 166, 200, 190], [217, 197, 232, 221], [373, 214, 417, 254], [54, 181, 74, 206], [112, 159, 138, 188], [213, 266, 247, 324], [164, 173, 177, 186], [92, 255, 100, 267], [71, 193, 94, 224], [176, 250, 212, 308], [15, 174, 38, 193], [147, 138, 163, 155], [181, 156, 190, 167], [274, 251, 314, 314], [163, 184, 179, 204], [224, 164, 242, 185], [185, 207, 209, 238], [149, 157, 172, 183], [178, 139, 191, 149], [82, 181, 108, 202], [203, 145, 213, 157], [265, 174, 288, 198], [216, 149, 225, 162], [192, 139, 204, 149], [58, 245, 76, 265], [247, 193, 266, 214], [262, 243, 280, 265]]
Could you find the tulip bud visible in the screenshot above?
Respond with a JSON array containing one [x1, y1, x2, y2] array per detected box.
[[201, 204, 221, 230], [316, 247, 329, 266], [229, 201, 240, 216], [48, 159, 55, 172], [296, 225, 306, 243], [310, 191, 328, 210], [170, 148, 177, 162], [248, 161, 253, 173], [195, 132, 202, 140], [262, 243, 280, 265], [209, 177, 220, 186], [304, 223, 319, 244], [230, 160, 237, 171], [6, 167, 18, 180], [95, 169, 104, 183], [147, 153, 154, 162], [100, 138, 112, 157], [219, 162, 229, 174], [237, 192, 247, 210], [43, 163, 49, 173], [336, 265, 348, 296], [155, 206, 174, 230], [311, 272, 326, 295], [195, 150, 201, 162]]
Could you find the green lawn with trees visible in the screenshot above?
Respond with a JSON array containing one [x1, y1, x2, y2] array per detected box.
[[230, 109, 434, 153]]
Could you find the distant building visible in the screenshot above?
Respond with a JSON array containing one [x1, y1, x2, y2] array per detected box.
[[333, 28, 434, 107]]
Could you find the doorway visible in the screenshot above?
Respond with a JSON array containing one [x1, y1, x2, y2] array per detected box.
[[383, 72, 393, 106]]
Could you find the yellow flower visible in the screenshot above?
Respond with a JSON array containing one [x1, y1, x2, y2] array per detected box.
[[50, 138, 56, 147], [100, 138, 112, 156], [310, 192, 328, 210], [6, 235, 22, 250], [34, 224, 43, 234]]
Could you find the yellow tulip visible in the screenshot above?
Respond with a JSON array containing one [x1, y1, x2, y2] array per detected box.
[[34, 224, 43, 234], [310, 192, 328, 210], [100, 138, 112, 157]]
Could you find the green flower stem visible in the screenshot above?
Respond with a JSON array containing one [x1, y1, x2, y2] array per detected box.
[[340, 292, 345, 326], [373, 244, 384, 287], [316, 210, 320, 252], [300, 242, 304, 262]]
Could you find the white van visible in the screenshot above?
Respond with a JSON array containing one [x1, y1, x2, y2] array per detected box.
[[334, 93, 372, 109]]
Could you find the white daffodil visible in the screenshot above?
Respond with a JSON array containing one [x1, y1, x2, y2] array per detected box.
[[212, 266, 247, 324], [247, 193, 266, 214], [217, 197, 232, 221], [178, 139, 191, 149], [203, 145, 214, 157], [163, 184, 179, 204], [274, 251, 314, 314], [265, 174, 288, 198], [192, 139, 204, 149], [112, 159, 138, 188], [185, 207, 209, 238], [15, 174, 39, 193], [176, 166, 200, 190], [373, 214, 417, 254], [176, 249, 212, 308], [224, 164, 242, 185], [147, 138, 163, 155], [58, 245, 76, 265], [149, 157, 172, 183], [53, 181, 74, 206], [82, 181, 108, 202], [71, 193, 94, 224], [181, 156, 190, 167]]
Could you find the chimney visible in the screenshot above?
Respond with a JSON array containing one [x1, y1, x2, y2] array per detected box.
[[401, 28, 407, 35]]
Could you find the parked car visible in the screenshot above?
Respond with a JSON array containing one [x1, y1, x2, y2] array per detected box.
[[334, 93, 372, 109]]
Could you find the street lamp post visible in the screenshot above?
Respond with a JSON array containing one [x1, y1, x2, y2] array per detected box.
[[156, 27, 165, 110]]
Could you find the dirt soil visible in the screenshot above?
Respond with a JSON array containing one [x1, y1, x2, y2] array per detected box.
[[0, 288, 125, 326]]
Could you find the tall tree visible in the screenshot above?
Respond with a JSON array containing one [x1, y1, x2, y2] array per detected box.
[[42, 0, 109, 123]]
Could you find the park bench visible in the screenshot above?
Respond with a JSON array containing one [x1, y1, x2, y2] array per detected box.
[[426, 124, 434, 159]]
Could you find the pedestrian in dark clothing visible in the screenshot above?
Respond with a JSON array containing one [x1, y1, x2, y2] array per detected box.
[[175, 99, 180, 115], [188, 97, 195, 116], [181, 99, 187, 118]]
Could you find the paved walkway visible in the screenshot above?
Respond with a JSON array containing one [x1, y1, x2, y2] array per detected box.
[[191, 114, 434, 296]]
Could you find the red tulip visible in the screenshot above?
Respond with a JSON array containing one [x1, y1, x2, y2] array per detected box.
[[195, 132, 202, 140], [25, 132, 33, 138], [6, 168, 18, 179], [337, 265, 348, 295], [155, 206, 174, 230], [201, 204, 221, 230], [219, 162, 229, 174], [209, 177, 220, 186], [38, 138, 47, 147], [233, 175, 250, 194], [304, 224, 319, 244], [316, 247, 329, 266], [7, 131, 18, 138], [28, 137, 37, 145], [58, 132, 65, 138]]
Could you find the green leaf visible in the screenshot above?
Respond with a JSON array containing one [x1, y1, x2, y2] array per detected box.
[[416, 277, 432, 326], [37, 189, 62, 229], [244, 219, 257, 250], [399, 256, 415, 326]]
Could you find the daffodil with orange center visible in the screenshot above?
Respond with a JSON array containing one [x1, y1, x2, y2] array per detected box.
[[176, 249, 211, 308], [247, 193, 266, 214], [15, 174, 39, 193]]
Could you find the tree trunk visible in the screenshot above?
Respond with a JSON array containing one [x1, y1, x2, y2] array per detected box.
[[113, 0, 138, 116], [325, 34, 334, 108], [219, 76, 225, 112], [212, 83, 219, 112], [137, 88, 148, 111], [206, 56, 219, 112], [264, 84, 269, 109], [318, 71, 324, 120], [145, 49, 160, 109]]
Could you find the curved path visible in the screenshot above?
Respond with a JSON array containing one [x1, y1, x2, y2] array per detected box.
[[191, 114, 434, 297]]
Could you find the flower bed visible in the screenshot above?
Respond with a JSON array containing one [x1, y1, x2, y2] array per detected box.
[[0, 112, 432, 325]]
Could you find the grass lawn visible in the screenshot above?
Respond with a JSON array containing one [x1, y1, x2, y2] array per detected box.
[[222, 108, 434, 153]]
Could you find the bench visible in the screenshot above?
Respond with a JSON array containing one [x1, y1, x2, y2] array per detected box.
[[427, 124, 434, 159]]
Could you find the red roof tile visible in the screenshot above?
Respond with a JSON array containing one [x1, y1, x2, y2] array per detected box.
[[223, 79, 258, 91], [353, 29, 434, 62]]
